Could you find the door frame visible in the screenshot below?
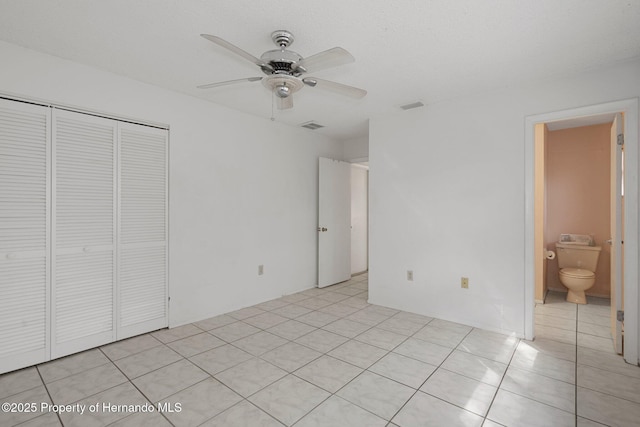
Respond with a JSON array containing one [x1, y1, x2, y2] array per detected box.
[[611, 113, 624, 353], [524, 98, 639, 365]]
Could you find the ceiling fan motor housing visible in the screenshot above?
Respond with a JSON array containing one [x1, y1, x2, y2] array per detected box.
[[260, 49, 303, 76]]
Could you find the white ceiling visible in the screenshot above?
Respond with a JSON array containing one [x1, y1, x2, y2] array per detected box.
[[0, 0, 639, 141]]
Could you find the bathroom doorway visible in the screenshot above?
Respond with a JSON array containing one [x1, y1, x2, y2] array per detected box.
[[524, 99, 639, 365], [536, 116, 622, 346]]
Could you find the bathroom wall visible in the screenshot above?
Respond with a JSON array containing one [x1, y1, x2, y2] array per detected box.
[[545, 123, 612, 297]]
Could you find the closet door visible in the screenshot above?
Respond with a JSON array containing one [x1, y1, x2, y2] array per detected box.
[[117, 123, 168, 339], [52, 110, 116, 358], [0, 99, 50, 373]]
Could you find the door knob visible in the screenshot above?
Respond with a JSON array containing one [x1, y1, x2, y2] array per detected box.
[[606, 239, 613, 245], [317, 227, 327, 232]]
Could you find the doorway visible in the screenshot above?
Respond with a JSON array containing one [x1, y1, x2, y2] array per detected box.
[[536, 117, 622, 347], [317, 157, 369, 288], [350, 161, 369, 276], [524, 99, 639, 365]]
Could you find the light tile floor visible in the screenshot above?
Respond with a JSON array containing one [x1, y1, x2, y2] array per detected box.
[[1, 277, 639, 426]]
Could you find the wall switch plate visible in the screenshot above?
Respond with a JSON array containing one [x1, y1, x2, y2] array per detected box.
[[258, 265, 264, 276], [407, 270, 414, 281], [461, 277, 469, 288]]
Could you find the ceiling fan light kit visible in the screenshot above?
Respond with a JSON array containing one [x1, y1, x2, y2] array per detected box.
[[199, 30, 366, 110], [262, 74, 304, 98]]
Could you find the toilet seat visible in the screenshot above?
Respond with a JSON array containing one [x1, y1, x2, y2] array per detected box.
[[560, 268, 595, 279]]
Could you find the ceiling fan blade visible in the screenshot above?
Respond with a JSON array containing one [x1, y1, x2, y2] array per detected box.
[[197, 77, 262, 89], [302, 77, 367, 99], [294, 47, 354, 73], [276, 95, 294, 110], [201, 34, 272, 71]]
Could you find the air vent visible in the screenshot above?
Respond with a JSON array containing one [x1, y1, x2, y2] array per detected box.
[[300, 121, 325, 130], [400, 101, 425, 111]]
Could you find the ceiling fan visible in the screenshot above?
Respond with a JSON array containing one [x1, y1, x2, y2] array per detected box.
[[198, 30, 367, 110]]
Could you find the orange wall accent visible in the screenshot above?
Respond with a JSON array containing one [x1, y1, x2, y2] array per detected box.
[[545, 123, 611, 297], [534, 123, 547, 302]]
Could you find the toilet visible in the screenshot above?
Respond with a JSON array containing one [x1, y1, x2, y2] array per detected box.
[[556, 234, 601, 304]]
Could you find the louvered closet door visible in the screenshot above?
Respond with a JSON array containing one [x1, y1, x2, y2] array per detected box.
[[117, 123, 168, 339], [52, 110, 116, 358], [0, 99, 50, 374]]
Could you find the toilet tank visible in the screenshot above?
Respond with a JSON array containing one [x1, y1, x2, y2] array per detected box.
[[555, 242, 602, 271]]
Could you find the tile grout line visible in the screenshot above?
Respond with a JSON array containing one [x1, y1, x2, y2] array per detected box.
[[574, 301, 640, 424], [34, 365, 64, 427], [97, 346, 178, 427], [254, 309, 388, 424], [537, 294, 638, 426], [256, 299, 423, 424], [213, 399, 284, 427], [382, 326, 474, 424], [191, 288, 377, 370], [252, 293, 505, 424], [297, 331, 415, 423], [481, 336, 520, 426], [34, 374, 152, 426], [192, 282, 384, 424], [518, 299, 581, 421], [12, 282, 629, 427]]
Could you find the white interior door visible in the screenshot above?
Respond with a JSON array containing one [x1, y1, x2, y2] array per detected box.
[[610, 112, 624, 354], [318, 157, 351, 288], [117, 123, 168, 339], [52, 109, 116, 358], [0, 99, 50, 373]]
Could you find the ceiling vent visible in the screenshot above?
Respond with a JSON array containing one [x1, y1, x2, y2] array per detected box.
[[400, 101, 425, 111], [300, 121, 325, 130]]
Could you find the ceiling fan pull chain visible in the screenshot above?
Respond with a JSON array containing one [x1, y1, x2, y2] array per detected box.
[[270, 90, 275, 121]]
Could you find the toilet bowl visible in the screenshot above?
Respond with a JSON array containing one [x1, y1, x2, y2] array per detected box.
[[559, 268, 596, 304], [556, 236, 601, 305]]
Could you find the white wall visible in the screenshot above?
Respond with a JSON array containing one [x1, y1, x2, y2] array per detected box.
[[0, 41, 344, 327], [369, 58, 640, 337], [343, 136, 369, 160], [351, 165, 368, 274]]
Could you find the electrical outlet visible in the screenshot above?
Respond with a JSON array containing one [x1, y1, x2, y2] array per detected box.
[[407, 270, 414, 281], [461, 277, 469, 289], [258, 265, 264, 276]]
